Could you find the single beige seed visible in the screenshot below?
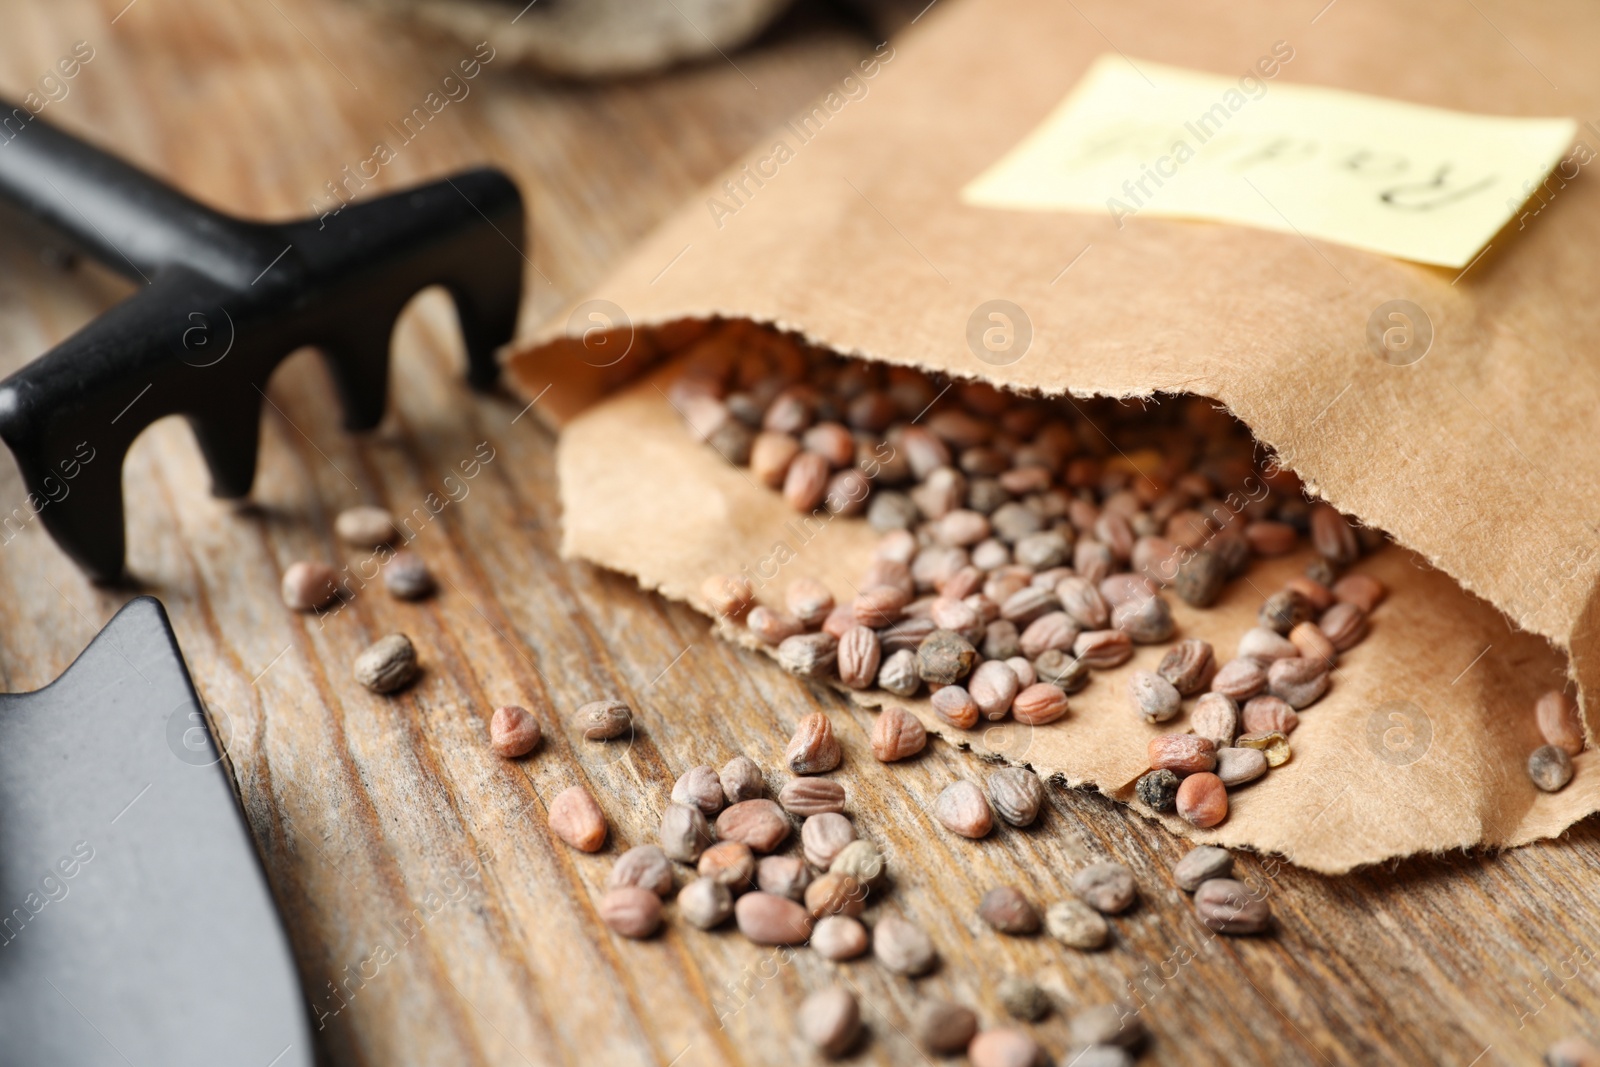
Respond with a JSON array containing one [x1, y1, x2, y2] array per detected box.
[[1318, 601, 1368, 651], [1537, 690, 1585, 755], [1128, 670, 1181, 724], [873, 915, 936, 975], [489, 705, 541, 758], [1173, 845, 1233, 891], [786, 713, 843, 775], [785, 578, 835, 627], [281, 560, 338, 612], [382, 550, 435, 600], [1236, 627, 1299, 663], [871, 705, 927, 761], [354, 633, 419, 693], [968, 1028, 1042, 1067], [660, 802, 714, 862], [1211, 658, 1268, 701], [697, 840, 756, 892], [811, 915, 869, 960], [1191, 692, 1240, 751], [1529, 744, 1575, 792], [1545, 1037, 1600, 1067], [798, 986, 860, 1058], [747, 606, 804, 646], [802, 812, 857, 869], [978, 886, 1040, 934], [777, 632, 838, 679], [836, 626, 882, 689], [334, 505, 396, 547], [830, 839, 886, 887], [701, 573, 754, 617], [608, 844, 675, 896], [805, 871, 867, 919], [717, 799, 791, 853], [734, 891, 813, 945], [986, 767, 1044, 827], [1045, 897, 1109, 950], [877, 648, 922, 696], [935, 780, 993, 838], [677, 876, 733, 929], [1241, 695, 1299, 736], [720, 756, 764, 804], [1157, 638, 1215, 695], [750, 431, 801, 488], [779, 778, 846, 816], [1214, 746, 1268, 786], [756, 854, 811, 900], [598, 886, 661, 938], [969, 660, 1021, 719], [548, 786, 607, 852], [671, 765, 724, 817], [913, 1001, 977, 1056], [576, 699, 632, 740], [1176, 772, 1228, 828], [1194, 877, 1270, 934], [1073, 862, 1136, 914]]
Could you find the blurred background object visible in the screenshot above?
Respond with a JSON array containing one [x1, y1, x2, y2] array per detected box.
[[359, 0, 927, 78]]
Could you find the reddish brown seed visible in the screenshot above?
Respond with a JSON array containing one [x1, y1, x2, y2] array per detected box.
[[787, 712, 843, 774], [1012, 683, 1069, 725], [698, 840, 757, 892], [599, 886, 662, 938], [1546, 1038, 1600, 1067], [1148, 734, 1216, 775], [383, 550, 435, 599], [798, 986, 861, 1058], [811, 915, 869, 961], [1318, 602, 1368, 651], [1309, 503, 1360, 564], [969, 660, 1021, 720], [1176, 772, 1228, 828], [930, 596, 981, 634], [734, 892, 813, 945], [548, 786, 607, 852], [757, 855, 812, 901], [1537, 690, 1585, 755], [822, 606, 859, 640], [1211, 658, 1268, 701], [750, 432, 801, 488], [783, 451, 832, 511], [1237, 627, 1298, 662], [978, 886, 1041, 934], [1288, 622, 1336, 666], [1245, 520, 1298, 556], [968, 1029, 1043, 1067], [1332, 573, 1387, 613], [779, 778, 846, 816], [932, 686, 981, 730], [824, 469, 871, 516], [837, 626, 882, 689], [1073, 630, 1133, 669], [1190, 692, 1239, 751], [489, 705, 541, 758], [913, 1000, 979, 1055], [935, 780, 993, 838], [1194, 877, 1270, 933], [855, 585, 912, 627], [1157, 638, 1215, 696], [805, 871, 867, 919], [1019, 612, 1080, 658], [1072, 862, 1137, 914], [716, 799, 791, 853], [1284, 575, 1334, 612], [747, 606, 805, 646], [871, 705, 928, 761], [701, 573, 754, 618], [1241, 695, 1299, 736], [803, 421, 856, 467], [281, 561, 338, 611], [786, 578, 835, 627]]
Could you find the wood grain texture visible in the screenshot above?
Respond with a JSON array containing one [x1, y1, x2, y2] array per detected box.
[[0, 1, 1596, 1064]]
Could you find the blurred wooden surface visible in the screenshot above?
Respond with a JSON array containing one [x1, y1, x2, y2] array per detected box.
[[1, 1, 1596, 1064]]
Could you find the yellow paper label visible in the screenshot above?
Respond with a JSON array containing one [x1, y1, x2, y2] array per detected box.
[[961, 53, 1578, 268]]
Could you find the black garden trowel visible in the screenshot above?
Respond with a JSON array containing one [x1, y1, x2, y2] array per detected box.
[[0, 597, 312, 1066]]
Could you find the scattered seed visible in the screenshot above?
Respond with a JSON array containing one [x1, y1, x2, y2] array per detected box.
[[678, 876, 734, 929], [1073, 862, 1136, 914], [717, 799, 791, 853], [1173, 550, 1227, 607], [918, 629, 977, 685], [1529, 745, 1575, 792], [1194, 877, 1270, 934], [998, 976, 1051, 1021], [1241, 695, 1299, 736], [608, 845, 675, 897], [1545, 1037, 1600, 1067], [756, 855, 811, 900], [837, 625, 882, 689], [871, 705, 928, 762], [873, 915, 936, 975], [1045, 897, 1110, 950], [779, 778, 846, 816], [802, 812, 857, 869], [935, 780, 993, 838], [932, 685, 981, 729], [777, 632, 838, 679], [969, 660, 1021, 719], [830, 839, 886, 887], [1267, 657, 1329, 709], [548, 785, 607, 852], [720, 756, 765, 804], [786, 712, 843, 774], [489, 705, 541, 758], [1236, 627, 1299, 662], [702, 573, 754, 617], [1332, 572, 1386, 613], [811, 914, 870, 960], [577, 699, 632, 740], [1237, 731, 1292, 767], [1173, 846, 1234, 891], [1072, 629, 1134, 669], [877, 648, 922, 696], [785, 578, 836, 627], [969, 1028, 1043, 1067], [914, 999, 978, 1055], [986, 767, 1045, 827], [1112, 594, 1175, 643], [1211, 658, 1268, 701], [1157, 638, 1215, 696], [1537, 691, 1585, 756], [660, 802, 715, 862], [735, 892, 813, 945], [748, 606, 804, 646], [598, 886, 661, 938], [1214, 747, 1268, 786], [382, 550, 435, 599], [1069, 1046, 1134, 1067], [799, 986, 861, 1058], [1259, 589, 1313, 634], [334, 505, 396, 547], [1317, 601, 1368, 651], [1148, 734, 1216, 775], [1134, 769, 1181, 812], [281, 560, 338, 612], [353, 633, 419, 693], [1070, 1004, 1146, 1049], [805, 871, 867, 919], [698, 840, 756, 891], [1013, 682, 1070, 725], [671, 765, 725, 817], [1190, 692, 1240, 750], [1176, 772, 1228, 828], [978, 887, 1040, 934], [1128, 669, 1181, 724], [1033, 648, 1090, 692]]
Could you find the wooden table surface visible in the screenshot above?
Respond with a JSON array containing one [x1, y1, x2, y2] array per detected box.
[[3, 1, 1597, 1064]]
